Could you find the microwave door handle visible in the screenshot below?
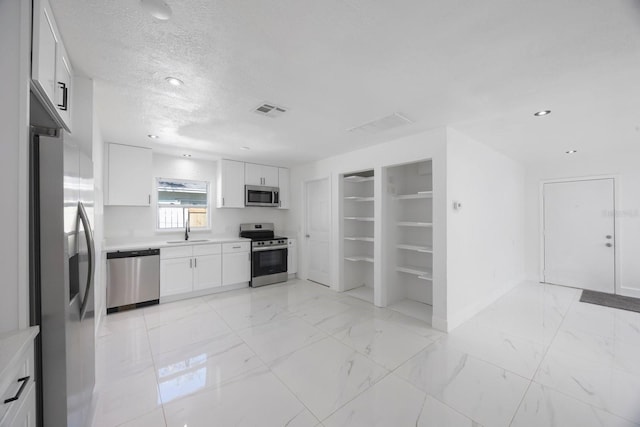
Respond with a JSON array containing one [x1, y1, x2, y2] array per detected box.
[[274, 191, 279, 205], [77, 202, 95, 321]]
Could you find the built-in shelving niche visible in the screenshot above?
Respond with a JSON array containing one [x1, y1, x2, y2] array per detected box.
[[383, 160, 433, 323], [342, 169, 375, 304]]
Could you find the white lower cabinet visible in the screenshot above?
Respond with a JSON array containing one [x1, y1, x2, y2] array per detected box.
[[193, 254, 222, 290], [5, 384, 36, 427], [160, 242, 248, 298], [222, 243, 251, 285], [0, 328, 38, 427], [287, 239, 297, 274], [160, 257, 193, 297]]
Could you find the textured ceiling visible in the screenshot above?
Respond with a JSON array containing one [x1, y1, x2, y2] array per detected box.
[[50, 0, 640, 166]]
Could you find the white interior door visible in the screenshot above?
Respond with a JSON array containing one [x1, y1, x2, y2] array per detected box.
[[305, 178, 331, 286], [543, 178, 615, 292]]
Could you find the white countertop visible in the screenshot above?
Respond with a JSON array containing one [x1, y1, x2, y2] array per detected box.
[[104, 236, 251, 252], [0, 326, 39, 382]]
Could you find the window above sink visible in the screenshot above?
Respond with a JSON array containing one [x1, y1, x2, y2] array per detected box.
[[157, 178, 210, 230]]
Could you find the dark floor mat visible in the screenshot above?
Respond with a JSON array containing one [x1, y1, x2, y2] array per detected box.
[[580, 290, 640, 313]]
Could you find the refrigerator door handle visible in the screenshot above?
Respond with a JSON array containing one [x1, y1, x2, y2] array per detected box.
[[77, 202, 95, 321]]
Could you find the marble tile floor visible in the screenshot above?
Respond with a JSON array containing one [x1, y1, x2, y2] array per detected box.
[[91, 279, 640, 427]]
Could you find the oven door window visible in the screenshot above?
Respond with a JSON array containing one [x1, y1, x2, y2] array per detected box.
[[253, 248, 287, 276], [247, 190, 274, 204]]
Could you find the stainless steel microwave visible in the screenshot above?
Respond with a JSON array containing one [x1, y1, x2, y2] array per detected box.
[[245, 185, 280, 207]]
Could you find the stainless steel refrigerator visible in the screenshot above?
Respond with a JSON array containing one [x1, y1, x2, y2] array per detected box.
[[29, 120, 95, 427]]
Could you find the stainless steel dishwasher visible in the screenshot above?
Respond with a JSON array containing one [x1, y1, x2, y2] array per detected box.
[[107, 249, 160, 313]]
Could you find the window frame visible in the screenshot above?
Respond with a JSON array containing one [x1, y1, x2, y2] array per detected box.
[[155, 177, 211, 232]]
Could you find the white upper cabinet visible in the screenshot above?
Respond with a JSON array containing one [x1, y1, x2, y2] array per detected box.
[[32, 0, 73, 132], [54, 43, 72, 128], [245, 163, 278, 187], [216, 159, 245, 208], [105, 143, 152, 206], [217, 160, 288, 208], [262, 165, 279, 187], [244, 163, 262, 186], [32, 1, 57, 106], [278, 167, 290, 209]]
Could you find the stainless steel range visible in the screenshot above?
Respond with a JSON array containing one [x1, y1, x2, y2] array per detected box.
[[240, 223, 288, 287]]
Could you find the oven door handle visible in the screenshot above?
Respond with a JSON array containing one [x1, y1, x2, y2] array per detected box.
[[252, 245, 288, 252]]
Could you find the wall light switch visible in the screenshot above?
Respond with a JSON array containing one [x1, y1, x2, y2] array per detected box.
[[453, 201, 462, 210]]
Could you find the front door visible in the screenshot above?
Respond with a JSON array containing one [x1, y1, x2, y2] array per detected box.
[[543, 178, 615, 292]]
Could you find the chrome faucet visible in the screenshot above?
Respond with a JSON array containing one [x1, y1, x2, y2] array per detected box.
[[184, 211, 190, 241]]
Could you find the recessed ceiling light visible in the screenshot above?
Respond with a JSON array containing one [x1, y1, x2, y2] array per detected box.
[[147, 134, 159, 139], [534, 110, 551, 117], [240, 146, 251, 151], [182, 154, 191, 158], [565, 150, 578, 154], [165, 77, 184, 86], [140, 0, 172, 20]]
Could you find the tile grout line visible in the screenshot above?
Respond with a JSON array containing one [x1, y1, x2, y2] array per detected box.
[[385, 348, 487, 426], [524, 290, 640, 424], [203, 291, 327, 424], [233, 323, 323, 424], [506, 287, 579, 426], [142, 307, 169, 427]]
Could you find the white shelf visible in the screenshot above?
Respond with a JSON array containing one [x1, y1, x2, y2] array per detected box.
[[345, 286, 374, 303], [344, 175, 374, 183], [388, 299, 432, 323], [345, 256, 374, 263], [397, 244, 433, 253], [344, 196, 374, 202], [345, 237, 375, 242], [396, 265, 433, 280], [345, 217, 375, 222], [397, 221, 432, 227], [394, 192, 433, 200]]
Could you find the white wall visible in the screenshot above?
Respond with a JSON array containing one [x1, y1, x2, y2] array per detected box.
[[0, 0, 31, 333], [104, 153, 288, 241], [524, 155, 640, 297], [288, 128, 449, 328], [445, 128, 526, 329]]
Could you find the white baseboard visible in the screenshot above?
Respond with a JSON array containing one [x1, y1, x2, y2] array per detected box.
[[619, 286, 640, 299], [160, 282, 249, 304], [446, 279, 522, 332], [431, 315, 448, 332]]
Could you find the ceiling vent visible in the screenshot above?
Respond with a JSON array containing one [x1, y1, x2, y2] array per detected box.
[[348, 112, 413, 133], [253, 103, 287, 118]]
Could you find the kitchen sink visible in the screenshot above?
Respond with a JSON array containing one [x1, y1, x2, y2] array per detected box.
[[166, 239, 210, 244]]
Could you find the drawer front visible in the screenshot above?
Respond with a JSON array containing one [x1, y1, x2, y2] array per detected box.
[[193, 243, 222, 257], [161, 245, 193, 259], [0, 342, 34, 425], [222, 242, 250, 253]]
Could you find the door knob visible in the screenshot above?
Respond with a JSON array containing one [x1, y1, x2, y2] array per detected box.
[[606, 235, 612, 239], [606, 243, 613, 247]]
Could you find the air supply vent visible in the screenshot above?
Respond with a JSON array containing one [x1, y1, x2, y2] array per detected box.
[[347, 112, 413, 133], [253, 102, 287, 118]]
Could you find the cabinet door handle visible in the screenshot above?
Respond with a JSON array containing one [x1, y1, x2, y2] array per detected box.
[[57, 82, 68, 111], [148, 194, 151, 204], [222, 197, 225, 206], [190, 258, 193, 268], [232, 245, 241, 249], [4, 376, 30, 404], [194, 258, 197, 268]]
